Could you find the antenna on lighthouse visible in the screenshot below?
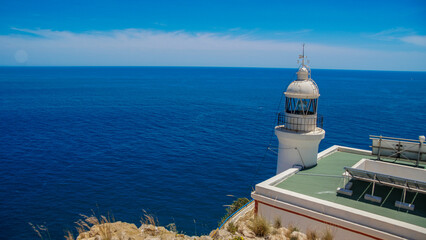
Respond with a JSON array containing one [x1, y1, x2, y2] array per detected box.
[[299, 43, 307, 67]]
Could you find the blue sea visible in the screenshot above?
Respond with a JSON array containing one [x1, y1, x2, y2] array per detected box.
[[0, 67, 425, 239]]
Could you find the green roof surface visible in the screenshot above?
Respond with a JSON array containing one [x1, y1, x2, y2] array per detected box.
[[275, 151, 426, 228]]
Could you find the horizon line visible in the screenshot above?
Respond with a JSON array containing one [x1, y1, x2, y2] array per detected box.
[[1, 65, 425, 73]]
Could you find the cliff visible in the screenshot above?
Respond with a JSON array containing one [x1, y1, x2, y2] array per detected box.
[[74, 208, 327, 240], [76, 222, 213, 240]]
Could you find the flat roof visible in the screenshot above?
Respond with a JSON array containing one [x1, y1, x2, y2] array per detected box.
[[275, 150, 426, 228]]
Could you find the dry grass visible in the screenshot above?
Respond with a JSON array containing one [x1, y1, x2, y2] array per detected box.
[[273, 217, 282, 228], [29, 222, 52, 240], [30, 209, 115, 240], [140, 210, 159, 226], [285, 224, 299, 238], [74, 210, 114, 240], [248, 215, 270, 237], [226, 222, 238, 234], [306, 229, 318, 240], [219, 197, 250, 226], [64, 230, 74, 240], [321, 227, 334, 240]]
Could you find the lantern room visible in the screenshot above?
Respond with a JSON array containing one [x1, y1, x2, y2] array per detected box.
[[279, 65, 321, 132]]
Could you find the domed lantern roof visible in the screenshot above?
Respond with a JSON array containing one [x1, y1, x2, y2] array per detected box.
[[285, 79, 320, 99], [285, 55, 320, 99]]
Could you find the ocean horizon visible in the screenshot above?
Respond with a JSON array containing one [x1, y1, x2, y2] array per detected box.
[[1, 66, 425, 239], [2, 66, 426, 72]]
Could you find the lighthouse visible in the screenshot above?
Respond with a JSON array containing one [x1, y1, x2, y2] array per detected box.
[[275, 47, 325, 174]]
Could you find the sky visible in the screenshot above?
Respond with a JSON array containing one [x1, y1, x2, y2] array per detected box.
[[0, 0, 425, 70]]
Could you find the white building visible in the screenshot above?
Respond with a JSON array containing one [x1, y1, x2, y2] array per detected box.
[[251, 52, 426, 240]]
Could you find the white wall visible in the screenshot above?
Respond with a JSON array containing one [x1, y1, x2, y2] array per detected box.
[[253, 146, 426, 240], [275, 127, 324, 174]]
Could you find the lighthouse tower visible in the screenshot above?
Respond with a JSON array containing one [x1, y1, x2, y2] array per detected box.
[[275, 47, 325, 174]]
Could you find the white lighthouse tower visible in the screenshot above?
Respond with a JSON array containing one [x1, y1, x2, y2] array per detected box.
[[275, 47, 325, 174]]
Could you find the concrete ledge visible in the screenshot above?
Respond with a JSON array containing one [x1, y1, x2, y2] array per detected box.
[[227, 201, 254, 224], [252, 193, 405, 240], [337, 146, 372, 155], [257, 168, 300, 187]]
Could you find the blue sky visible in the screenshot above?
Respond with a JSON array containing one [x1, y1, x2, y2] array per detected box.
[[1, 0, 425, 70]]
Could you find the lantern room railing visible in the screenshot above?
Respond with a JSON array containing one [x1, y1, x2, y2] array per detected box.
[[277, 112, 323, 132]]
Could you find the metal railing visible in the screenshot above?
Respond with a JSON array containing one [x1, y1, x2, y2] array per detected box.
[[277, 112, 323, 132], [370, 135, 426, 166]]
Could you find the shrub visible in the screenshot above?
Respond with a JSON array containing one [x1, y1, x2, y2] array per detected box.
[[248, 215, 270, 237], [321, 227, 333, 240], [166, 223, 177, 233], [285, 224, 299, 238], [306, 229, 318, 240], [231, 236, 244, 240], [227, 222, 238, 234], [273, 217, 282, 228], [219, 197, 250, 226]]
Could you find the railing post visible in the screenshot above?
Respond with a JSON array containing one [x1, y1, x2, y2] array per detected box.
[[417, 140, 422, 167], [371, 174, 376, 196]]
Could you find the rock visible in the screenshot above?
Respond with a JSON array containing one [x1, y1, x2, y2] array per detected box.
[[77, 222, 142, 240], [268, 227, 286, 240], [242, 228, 255, 238], [199, 236, 213, 240], [291, 231, 306, 240], [214, 229, 232, 239]]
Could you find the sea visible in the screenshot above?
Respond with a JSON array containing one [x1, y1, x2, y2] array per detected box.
[[0, 67, 425, 239]]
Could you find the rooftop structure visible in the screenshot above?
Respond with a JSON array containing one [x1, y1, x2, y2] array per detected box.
[[252, 145, 426, 240], [252, 50, 426, 239]]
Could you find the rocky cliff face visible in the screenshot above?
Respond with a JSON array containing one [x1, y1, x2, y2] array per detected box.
[[75, 209, 324, 240], [77, 222, 213, 240]]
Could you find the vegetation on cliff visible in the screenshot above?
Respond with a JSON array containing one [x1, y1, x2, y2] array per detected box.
[[30, 198, 333, 240]]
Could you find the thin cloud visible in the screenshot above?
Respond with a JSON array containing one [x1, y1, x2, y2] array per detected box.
[[369, 27, 413, 41], [369, 28, 426, 47], [0, 28, 424, 70], [401, 35, 426, 47]]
